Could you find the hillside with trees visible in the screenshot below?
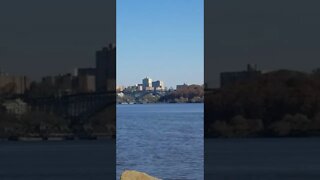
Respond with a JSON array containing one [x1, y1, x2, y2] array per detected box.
[[159, 84, 204, 103], [205, 69, 320, 138]]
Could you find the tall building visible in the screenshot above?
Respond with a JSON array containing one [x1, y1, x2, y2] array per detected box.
[[78, 75, 96, 93], [137, 84, 143, 91], [142, 77, 152, 91], [95, 44, 116, 92], [75, 68, 96, 93]]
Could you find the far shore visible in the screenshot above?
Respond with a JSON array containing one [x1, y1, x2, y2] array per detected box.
[[0, 135, 114, 142]]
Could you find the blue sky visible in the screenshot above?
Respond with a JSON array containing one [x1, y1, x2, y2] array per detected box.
[[117, 0, 203, 88]]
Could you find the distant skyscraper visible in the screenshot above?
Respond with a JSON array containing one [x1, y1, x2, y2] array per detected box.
[[78, 75, 96, 93], [76, 68, 96, 93], [142, 77, 152, 91], [95, 44, 116, 92]]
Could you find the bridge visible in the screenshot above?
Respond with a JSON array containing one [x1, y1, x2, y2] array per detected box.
[[26, 92, 115, 122], [122, 90, 167, 98]]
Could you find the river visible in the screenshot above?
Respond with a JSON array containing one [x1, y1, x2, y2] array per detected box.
[[117, 103, 204, 180]]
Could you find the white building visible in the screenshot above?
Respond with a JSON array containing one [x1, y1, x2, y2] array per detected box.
[[142, 77, 152, 90], [2, 98, 28, 115], [152, 80, 165, 91]]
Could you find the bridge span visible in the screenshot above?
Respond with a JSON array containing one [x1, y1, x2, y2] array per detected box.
[[25, 92, 115, 121]]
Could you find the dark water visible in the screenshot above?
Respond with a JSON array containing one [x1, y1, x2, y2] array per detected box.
[[116, 104, 204, 180], [206, 138, 320, 180], [0, 140, 115, 180]]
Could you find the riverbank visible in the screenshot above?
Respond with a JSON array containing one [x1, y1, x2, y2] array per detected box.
[[0, 135, 114, 142]]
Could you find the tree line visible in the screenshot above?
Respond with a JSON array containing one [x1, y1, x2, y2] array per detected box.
[[205, 69, 320, 137], [159, 84, 204, 103]]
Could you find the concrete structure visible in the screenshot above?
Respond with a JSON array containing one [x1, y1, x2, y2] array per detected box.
[[0, 73, 30, 94], [137, 84, 143, 91], [220, 64, 262, 88], [78, 75, 96, 93], [142, 77, 165, 92], [74, 68, 97, 93], [96, 44, 116, 92], [28, 92, 114, 121], [123, 77, 166, 93], [142, 77, 152, 90], [152, 80, 165, 91]]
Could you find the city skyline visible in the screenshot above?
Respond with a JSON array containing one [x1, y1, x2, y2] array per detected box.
[[117, 0, 204, 88], [117, 77, 200, 90], [0, 44, 115, 96]]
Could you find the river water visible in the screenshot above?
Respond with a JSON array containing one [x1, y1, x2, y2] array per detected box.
[[0, 140, 115, 180], [116, 103, 204, 180], [206, 138, 320, 180]]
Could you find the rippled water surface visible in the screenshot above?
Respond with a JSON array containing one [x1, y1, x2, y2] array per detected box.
[[116, 104, 204, 180], [206, 138, 320, 180], [0, 140, 115, 180]]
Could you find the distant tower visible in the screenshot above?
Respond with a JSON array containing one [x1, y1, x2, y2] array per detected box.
[[95, 43, 116, 92], [142, 77, 152, 90]]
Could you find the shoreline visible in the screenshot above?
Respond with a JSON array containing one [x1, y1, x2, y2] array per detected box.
[[0, 135, 114, 142], [117, 102, 203, 105]]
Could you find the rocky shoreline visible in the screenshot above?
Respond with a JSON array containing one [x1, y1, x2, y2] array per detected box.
[[120, 170, 160, 180]]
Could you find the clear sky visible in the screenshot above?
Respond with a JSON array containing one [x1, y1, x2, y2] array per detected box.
[[0, 0, 115, 81], [117, 0, 203, 88]]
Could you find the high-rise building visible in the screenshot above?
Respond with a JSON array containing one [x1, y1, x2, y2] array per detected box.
[[95, 44, 116, 92], [142, 77, 152, 90], [78, 75, 96, 93], [75, 68, 96, 93]]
